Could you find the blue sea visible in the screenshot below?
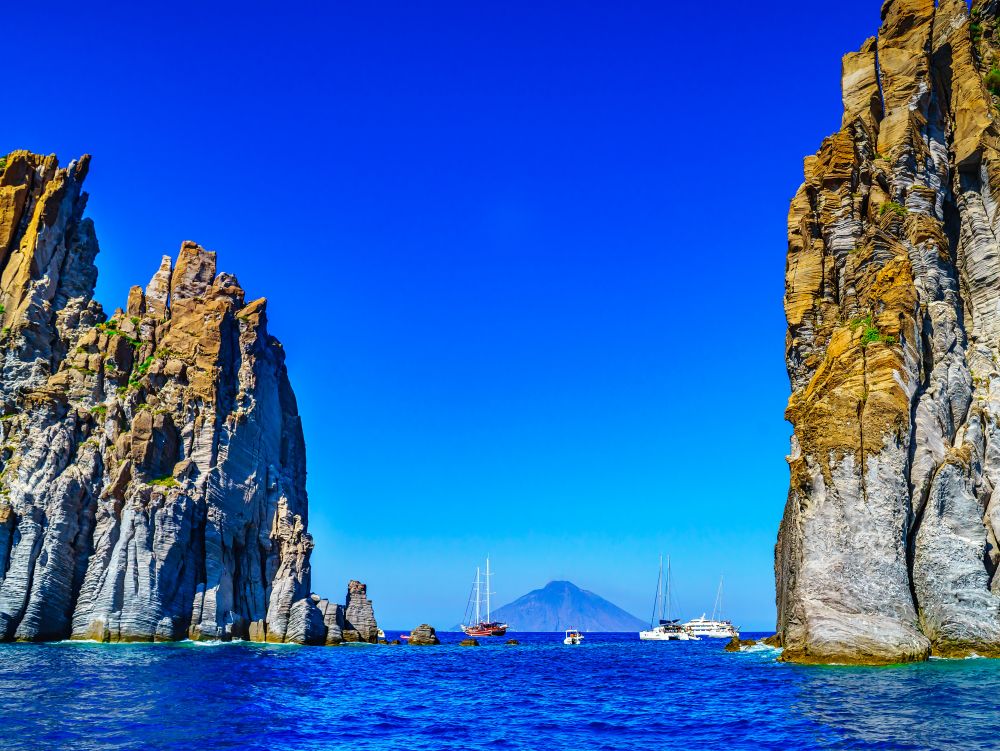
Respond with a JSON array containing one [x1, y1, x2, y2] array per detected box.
[[3, 631, 1000, 750]]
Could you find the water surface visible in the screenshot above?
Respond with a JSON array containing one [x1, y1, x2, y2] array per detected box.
[[2, 631, 998, 750]]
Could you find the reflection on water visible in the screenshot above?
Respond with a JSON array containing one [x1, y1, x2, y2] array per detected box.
[[790, 657, 1000, 750]]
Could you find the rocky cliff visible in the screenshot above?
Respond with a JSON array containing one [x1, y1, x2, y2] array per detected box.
[[0, 150, 376, 644], [777, 0, 1000, 664]]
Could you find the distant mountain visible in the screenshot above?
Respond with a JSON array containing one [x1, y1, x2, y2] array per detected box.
[[487, 581, 646, 632]]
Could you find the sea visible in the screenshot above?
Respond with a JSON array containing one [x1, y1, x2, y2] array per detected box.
[[2, 631, 999, 750]]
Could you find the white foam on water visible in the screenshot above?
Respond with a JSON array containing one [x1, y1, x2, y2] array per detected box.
[[744, 643, 783, 656], [182, 638, 251, 647], [54, 639, 104, 645]]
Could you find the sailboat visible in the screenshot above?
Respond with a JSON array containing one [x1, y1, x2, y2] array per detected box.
[[461, 557, 508, 637], [683, 576, 739, 638], [639, 555, 699, 641]]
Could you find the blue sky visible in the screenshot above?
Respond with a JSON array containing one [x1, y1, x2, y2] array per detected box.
[[6, 0, 883, 629]]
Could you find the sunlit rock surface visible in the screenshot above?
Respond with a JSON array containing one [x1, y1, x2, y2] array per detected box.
[[0, 150, 376, 643], [777, 0, 1000, 664]]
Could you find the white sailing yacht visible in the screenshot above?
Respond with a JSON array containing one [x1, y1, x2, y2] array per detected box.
[[683, 576, 739, 638], [639, 555, 699, 641]]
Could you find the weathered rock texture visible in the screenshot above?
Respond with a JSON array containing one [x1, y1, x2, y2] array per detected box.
[[777, 0, 1000, 664], [0, 150, 377, 644], [408, 624, 440, 646], [342, 579, 379, 643]]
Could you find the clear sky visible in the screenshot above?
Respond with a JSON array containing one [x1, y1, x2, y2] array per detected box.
[[6, 0, 883, 630]]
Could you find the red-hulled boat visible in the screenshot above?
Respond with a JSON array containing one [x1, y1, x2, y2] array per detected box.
[[463, 621, 508, 637], [461, 557, 509, 637]]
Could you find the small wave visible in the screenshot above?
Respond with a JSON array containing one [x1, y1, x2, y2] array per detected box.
[[743, 643, 783, 655], [181, 638, 258, 647], [54, 639, 104, 645]]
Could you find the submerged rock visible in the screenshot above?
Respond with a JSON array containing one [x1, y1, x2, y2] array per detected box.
[[505, 639, 520, 645], [0, 151, 377, 644], [777, 0, 1000, 664], [460, 638, 479, 647], [408, 624, 440, 645]]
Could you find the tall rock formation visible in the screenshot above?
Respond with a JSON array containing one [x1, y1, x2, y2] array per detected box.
[[777, 0, 1000, 664], [0, 150, 377, 644]]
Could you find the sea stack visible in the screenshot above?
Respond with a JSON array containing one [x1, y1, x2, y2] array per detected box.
[[0, 151, 376, 644], [777, 0, 1000, 664]]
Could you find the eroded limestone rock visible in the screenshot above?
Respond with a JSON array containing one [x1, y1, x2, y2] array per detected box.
[[0, 151, 376, 644], [343, 580, 379, 643], [778, 0, 1000, 663], [408, 624, 440, 646]]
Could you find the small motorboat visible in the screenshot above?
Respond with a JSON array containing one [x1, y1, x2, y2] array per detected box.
[[563, 629, 584, 645], [400, 633, 410, 641]]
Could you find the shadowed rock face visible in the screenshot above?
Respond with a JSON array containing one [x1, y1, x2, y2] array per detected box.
[[0, 150, 377, 644], [778, 0, 1000, 664]]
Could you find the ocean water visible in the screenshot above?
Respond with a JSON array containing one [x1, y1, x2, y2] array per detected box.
[[2, 631, 1000, 750]]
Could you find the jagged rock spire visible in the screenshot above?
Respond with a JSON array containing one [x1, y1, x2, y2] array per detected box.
[[0, 152, 376, 644]]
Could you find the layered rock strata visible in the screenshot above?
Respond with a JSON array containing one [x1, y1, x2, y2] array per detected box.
[[0, 150, 377, 644], [408, 624, 440, 646], [777, 0, 1000, 664]]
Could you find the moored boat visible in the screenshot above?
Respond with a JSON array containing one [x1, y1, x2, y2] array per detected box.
[[639, 555, 700, 641], [682, 577, 739, 639], [563, 629, 584, 645], [461, 556, 509, 637]]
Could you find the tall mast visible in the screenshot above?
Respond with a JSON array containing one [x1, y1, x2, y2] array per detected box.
[[651, 554, 663, 627], [475, 566, 481, 624], [486, 556, 492, 622], [712, 576, 724, 621], [666, 555, 671, 621], [659, 554, 665, 622]]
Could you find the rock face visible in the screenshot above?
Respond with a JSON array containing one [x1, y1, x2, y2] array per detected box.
[[408, 624, 440, 645], [0, 150, 377, 644], [777, 0, 1000, 663], [342, 580, 379, 643]]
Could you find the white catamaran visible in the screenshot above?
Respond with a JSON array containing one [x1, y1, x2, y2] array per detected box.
[[683, 577, 739, 639], [639, 555, 699, 641]]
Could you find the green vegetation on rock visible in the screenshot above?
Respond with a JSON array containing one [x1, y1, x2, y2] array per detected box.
[[149, 474, 179, 488], [850, 314, 896, 347], [879, 200, 908, 218]]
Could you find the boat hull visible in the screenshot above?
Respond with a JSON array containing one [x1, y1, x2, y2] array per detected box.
[[463, 623, 508, 637], [681, 619, 739, 639], [639, 629, 699, 641], [688, 629, 739, 639]]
